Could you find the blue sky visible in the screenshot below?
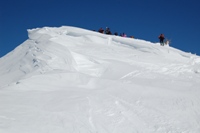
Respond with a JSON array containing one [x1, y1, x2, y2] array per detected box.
[[1, 0, 200, 57]]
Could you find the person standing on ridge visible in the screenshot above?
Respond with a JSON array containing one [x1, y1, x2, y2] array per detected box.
[[98, 28, 104, 33], [121, 33, 127, 37], [158, 34, 165, 46], [105, 27, 112, 35]]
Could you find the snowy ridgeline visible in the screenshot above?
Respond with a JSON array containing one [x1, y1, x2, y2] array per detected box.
[[0, 26, 200, 133]]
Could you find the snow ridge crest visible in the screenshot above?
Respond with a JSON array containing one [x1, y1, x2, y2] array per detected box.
[[0, 26, 200, 87]]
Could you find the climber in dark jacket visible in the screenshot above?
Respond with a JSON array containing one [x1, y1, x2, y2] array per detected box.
[[158, 34, 165, 46], [105, 27, 112, 35], [98, 28, 104, 33]]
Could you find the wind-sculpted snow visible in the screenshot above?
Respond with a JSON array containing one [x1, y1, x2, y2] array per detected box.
[[0, 26, 200, 133]]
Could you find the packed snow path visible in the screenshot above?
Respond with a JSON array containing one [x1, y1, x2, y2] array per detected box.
[[0, 26, 200, 133]]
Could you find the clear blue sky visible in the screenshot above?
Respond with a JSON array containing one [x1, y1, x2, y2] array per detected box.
[[1, 0, 200, 57]]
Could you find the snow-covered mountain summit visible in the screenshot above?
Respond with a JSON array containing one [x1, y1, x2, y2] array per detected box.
[[1, 26, 199, 87], [0, 26, 200, 133]]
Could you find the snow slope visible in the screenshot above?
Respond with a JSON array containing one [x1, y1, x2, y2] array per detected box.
[[0, 26, 200, 133]]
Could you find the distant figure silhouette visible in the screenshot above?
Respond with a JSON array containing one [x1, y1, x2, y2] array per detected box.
[[158, 34, 165, 46], [105, 27, 112, 35], [121, 33, 127, 37], [98, 28, 104, 33]]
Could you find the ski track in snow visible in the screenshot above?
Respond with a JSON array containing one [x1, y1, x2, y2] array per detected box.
[[0, 26, 200, 133]]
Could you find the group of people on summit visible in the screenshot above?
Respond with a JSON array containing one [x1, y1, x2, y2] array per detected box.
[[98, 27, 133, 38], [97, 27, 169, 46]]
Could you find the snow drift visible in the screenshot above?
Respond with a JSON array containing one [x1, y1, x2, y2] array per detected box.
[[0, 26, 200, 133]]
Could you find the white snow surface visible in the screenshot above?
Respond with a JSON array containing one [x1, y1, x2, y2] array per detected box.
[[0, 26, 200, 133]]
